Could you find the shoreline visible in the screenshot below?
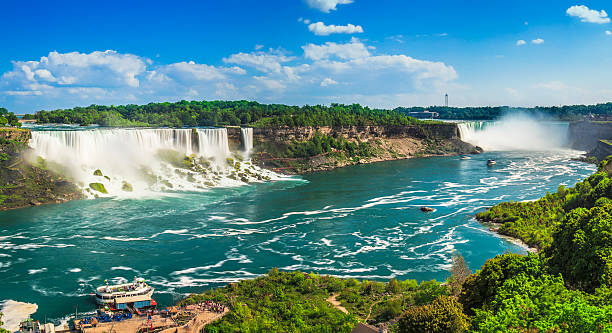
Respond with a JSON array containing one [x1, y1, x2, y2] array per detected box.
[[478, 220, 539, 253]]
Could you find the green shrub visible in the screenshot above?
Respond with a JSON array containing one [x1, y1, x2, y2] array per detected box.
[[397, 296, 469, 333]]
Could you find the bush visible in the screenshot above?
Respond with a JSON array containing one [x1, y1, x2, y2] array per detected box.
[[397, 296, 469, 333], [547, 203, 612, 292], [458, 253, 546, 315]]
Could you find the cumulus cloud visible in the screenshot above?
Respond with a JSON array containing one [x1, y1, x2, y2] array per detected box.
[[516, 39, 527, 46], [305, 0, 353, 13], [302, 38, 370, 60], [606, 30, 612, 35], [0, 41, 459, 111], [223, 51, 294, 73], [532, 38, 544, 44], [320, 78, 338, 86], [566, 5, 610, 24], [307, 22, 364, 36]]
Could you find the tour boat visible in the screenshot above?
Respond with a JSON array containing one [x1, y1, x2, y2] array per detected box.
[[95, 277, 155, 311], [487, 159, 496, 166]]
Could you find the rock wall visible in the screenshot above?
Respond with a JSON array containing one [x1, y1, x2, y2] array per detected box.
[[0, 128, 82, 210], [568, 121, 612, 151], [226, 123, 460, 145], [588, 140, 612, 161]]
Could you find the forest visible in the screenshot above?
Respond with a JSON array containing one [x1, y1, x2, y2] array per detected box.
[[6, 101, 612, 128], [182, 156, 612, 332], [395, 103, 612, 120], [28, 101, 427, 128]]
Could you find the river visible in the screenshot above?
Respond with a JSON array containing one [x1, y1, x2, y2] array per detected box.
[[0, 141, 595, 326]]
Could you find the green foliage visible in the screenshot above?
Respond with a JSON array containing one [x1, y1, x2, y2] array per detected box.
[[458, 253, 547, 315], [397, 296, 469, 333], [546, 202, 612, 292], [286, 132, 376, 159], [413, 280, 449, 306], [186, 270, 356, 333], [395, 102, 612, 121], [472, 273, 612, 332], [33, 100, 429, 128]]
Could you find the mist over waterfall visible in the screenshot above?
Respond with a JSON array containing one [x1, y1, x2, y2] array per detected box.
[[28, 128, 279, 198], [458, 114, 568, 151]]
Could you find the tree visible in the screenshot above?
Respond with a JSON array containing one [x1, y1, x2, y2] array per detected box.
[[448, 253, 471, 296], [397, 296, 469, 333], [458, 253, 546, 315], [547, 202, 612, 292], [0, 116, 7, 126]]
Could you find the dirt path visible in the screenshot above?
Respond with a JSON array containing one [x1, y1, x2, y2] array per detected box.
[[326, 293, 349, 314]]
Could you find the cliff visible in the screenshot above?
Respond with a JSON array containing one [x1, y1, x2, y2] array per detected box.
[[568, 121, 612, 151], [228, 123, 479, 174], [587, 140, 612, 161], [0, 128, 82, 210]]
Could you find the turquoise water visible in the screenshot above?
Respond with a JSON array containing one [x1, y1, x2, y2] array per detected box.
[[0, 150, 595, 324]]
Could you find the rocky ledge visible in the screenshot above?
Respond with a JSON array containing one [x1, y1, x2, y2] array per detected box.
[[0, 128, 82, 210]]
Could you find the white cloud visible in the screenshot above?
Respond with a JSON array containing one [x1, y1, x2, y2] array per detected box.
[[307, 22, 364, 36], [305, 0, 353, 13], [0, 42, 459, 111], [254, 44, 264, 50], [320, 78, 338, 86], [566, 5, 610, 24], [302, 38, 370, 60], [516, 39, 527, 46], [606, 30, 612, 35], [532, 38, 544, 44], [223, 51, 294, 73]]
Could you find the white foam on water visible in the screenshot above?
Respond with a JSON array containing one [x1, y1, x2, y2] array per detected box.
[[68, 268, 82, 273], [27, 268, 47, 275], [0, 300, 38, 332]]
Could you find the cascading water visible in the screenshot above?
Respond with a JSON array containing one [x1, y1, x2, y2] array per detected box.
[[457, 114, 568, 151], [28, 128, 279, 198], [240, 127, 253, 157]]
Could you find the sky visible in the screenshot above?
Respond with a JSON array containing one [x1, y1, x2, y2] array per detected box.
[[1, 0, 612, 113]]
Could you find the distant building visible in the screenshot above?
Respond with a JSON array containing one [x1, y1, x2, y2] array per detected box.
[[406, 110, 439, 119]]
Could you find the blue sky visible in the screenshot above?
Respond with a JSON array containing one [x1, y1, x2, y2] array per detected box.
[[1, 0, 611, 112]]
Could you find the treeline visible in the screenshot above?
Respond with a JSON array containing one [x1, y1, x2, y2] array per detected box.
[[31, 101, 425, 128], [395, 103, 612, 120]]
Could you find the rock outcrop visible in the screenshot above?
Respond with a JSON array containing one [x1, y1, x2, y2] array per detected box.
[[568, 121, 612, 151], [0, 128, 82, 210], [227, 123, 479, 174]]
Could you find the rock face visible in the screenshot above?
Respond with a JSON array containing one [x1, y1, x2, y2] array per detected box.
[[568, 121, 612, 151], [229, 123, 479, 174], [588, 140, 612, 161], [0, 128, 82, 210]]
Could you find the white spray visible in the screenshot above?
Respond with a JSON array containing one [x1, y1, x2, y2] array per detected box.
[[28, 128, 281, 198], [457, 113, 568, 151]]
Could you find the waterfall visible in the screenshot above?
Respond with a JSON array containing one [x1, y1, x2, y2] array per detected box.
[[29, 128, 278, 197], [240, 127, 253, 156], [457, 114, 567, 151], [457, 121, 488, 143]]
